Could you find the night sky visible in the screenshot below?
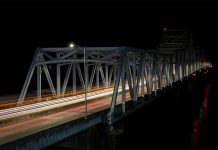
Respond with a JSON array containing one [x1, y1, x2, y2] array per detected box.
[[0, 0, 218, 95]]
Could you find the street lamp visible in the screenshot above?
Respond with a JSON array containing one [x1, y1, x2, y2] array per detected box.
[[69, 42, 87, 119], [69, 42, 75, 48]]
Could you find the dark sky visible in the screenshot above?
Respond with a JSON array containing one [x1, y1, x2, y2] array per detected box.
[[0, 0, 218, 94]]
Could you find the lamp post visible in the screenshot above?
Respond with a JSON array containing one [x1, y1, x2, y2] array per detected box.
[[84, 46, 88, 119], [69, 42, 87, 119]]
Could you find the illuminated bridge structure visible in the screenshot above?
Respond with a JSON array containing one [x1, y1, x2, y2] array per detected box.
[[0, 29, 211, 149]]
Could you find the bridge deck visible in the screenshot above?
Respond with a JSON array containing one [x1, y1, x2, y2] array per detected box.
[[0, 89, 131, 145]]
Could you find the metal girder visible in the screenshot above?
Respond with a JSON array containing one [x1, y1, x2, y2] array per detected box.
[[121, 58, 126, 113], [37, 65, 42, 100], [56, 53, 61, 97], [108, 52, 125, 125], [140, 53, 146, 97], [62, 64, 72, 96], [88, 64, 96, 90], [17, 49, 40, 106], [18, 30, 211, 126], [136, 52, 145, 97]]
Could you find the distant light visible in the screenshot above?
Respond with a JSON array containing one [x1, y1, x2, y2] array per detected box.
[[192, 73, 197, 77], [162, 27, 167, 32], [69, 42, 75, 48]]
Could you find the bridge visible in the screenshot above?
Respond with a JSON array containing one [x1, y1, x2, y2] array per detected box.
[[0, 29, 211, 149]]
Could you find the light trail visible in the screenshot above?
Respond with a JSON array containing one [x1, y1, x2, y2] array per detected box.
[[0, 76, 164, 123], [0, 85, 113, 109], [0, 83, 132, 121]]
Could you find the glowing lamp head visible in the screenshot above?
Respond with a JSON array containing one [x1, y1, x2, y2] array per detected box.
[[69, 43, 75, 48]]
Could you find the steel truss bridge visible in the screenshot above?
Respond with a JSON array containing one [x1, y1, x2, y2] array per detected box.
[[0, 29, 211, 149], [17, 29, 210, 123]]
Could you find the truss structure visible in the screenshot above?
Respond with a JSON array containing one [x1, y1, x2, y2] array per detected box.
[[17, 29, 211, 124]]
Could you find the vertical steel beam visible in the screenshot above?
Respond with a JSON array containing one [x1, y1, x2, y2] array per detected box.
[[144, 67, 150, 94], [152, 54, 157, 92], [96, 63, 99, 88], [57, 65, 61, 97], [161, 57, 167, 87], [126, 59, 134, 100], [156, 57, 162, 89], [113, 65, 117, 84], [56, 53, 61, 97], [133, 53, 137, 101], [89, 64, 96, 90], [99, 65, 106, 86], [140, 54, 145, 97], [165, 63, 169, 85], [149, 57, 154, 92], [136, 53, 144, 97], [169, 56, 174, 85], [105, 65, 109, 87], [37, 65, 42, 100], [86, 64, 89, 91], [121, 58, 126, 113], [108, 54, 124, 125], [108, 65, 114, 86], [181, 52, 185, 79], [73, 55, 77, 94], [177, 53, 182, 80], [85, 64, 88, 91]]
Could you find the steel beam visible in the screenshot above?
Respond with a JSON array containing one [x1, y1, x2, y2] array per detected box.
[[133, 53, 137, 101], [105, 65, 109, 87], [18, 49, 40, 105], [121, 58, 126, 113], [62, 64, 72, 96], [18, 30, 211, 124], [72, 55, 77, 94], [108, 54, 124, 125], [89, 64, 96, 90], [37, 65, 42, 100]]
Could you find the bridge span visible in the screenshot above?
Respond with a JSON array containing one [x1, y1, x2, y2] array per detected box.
[[0, 29, 211, 149]]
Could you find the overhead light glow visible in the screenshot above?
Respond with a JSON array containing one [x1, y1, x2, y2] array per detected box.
[[69, 43, 75, 48]]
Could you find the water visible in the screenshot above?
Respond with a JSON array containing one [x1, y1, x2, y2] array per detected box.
[[47, 69, 215, 150]]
